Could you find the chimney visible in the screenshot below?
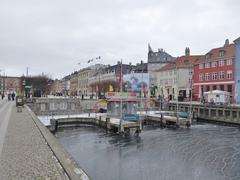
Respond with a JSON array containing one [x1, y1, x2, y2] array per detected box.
[[185, 47, 190, 56], [224, 39, 229, 47]]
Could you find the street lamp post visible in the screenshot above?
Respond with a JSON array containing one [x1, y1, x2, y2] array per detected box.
[[140, 60, 144, 130], [0, 70, 6, 97], [189, 78, 193, 125], [22, 79, 26, 98]]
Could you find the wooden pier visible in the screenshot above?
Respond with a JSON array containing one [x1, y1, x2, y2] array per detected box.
[[141, 111, 190, 128], [49, 114, 141, 136]]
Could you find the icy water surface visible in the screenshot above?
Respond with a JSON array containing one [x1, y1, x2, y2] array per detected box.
[[56, 124, 240, 180]]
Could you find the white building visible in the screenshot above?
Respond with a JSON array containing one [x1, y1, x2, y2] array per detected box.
[[154, 48, 203, 101]]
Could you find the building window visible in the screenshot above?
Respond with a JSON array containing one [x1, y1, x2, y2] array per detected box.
[[205, 73, 210, 81], [219, 60, 224, 67], [206, 85, 210, 92], [219, 50, 225, 57], [226, 59, 232, 65], [205, 63, 210, 68], [219, 71, 225, 80], [212, 61, 217, 68], [199, 64, 203, 69], [212, 72, 217, 80], [227, 70, 232, 79], [199, 74, 203, 81], [206, 54, 211, 60], [213, 85, 217, 90], [227, 85, 232, 93], [220, 84, 224, 91], [184, 59, 189, 64]]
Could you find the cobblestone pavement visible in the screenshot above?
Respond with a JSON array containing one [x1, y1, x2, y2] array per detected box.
[[0, 101, 67, 180]]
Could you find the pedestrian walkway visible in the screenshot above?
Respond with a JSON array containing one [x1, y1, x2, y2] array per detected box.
[[0, 101, 67, 179]]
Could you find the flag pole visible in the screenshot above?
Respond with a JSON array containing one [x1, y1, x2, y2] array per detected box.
[[119, 60, 123, 133]]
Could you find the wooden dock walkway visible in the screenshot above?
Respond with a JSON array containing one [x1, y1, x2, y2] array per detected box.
[[50, 114, 141, 135], [142, 111, 190, 128]]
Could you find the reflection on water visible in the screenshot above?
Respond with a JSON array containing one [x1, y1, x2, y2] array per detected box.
[[56, 124, 240, 180]]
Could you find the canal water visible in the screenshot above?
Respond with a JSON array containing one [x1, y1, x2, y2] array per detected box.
[[56, 124, 240, 180]]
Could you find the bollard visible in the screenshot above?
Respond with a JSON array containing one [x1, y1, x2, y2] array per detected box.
[[17, 106, 23, 113]]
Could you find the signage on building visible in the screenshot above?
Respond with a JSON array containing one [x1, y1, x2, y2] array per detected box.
[[123, 73, 149, 92], [106, 92, 138, 98]]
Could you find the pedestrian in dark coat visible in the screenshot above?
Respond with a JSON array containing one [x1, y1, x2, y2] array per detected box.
[[11, 92, 15, 101]]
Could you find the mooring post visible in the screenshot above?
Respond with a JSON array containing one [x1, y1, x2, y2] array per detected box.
[[99, 116, 102, 127], [55, 120, 58, 132], [106, 116, 110, 133], [160, 113, 163, 127], [50, 119, 58, 133]]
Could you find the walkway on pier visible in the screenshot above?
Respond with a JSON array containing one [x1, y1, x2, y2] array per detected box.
[[0, 100, 67, 179]]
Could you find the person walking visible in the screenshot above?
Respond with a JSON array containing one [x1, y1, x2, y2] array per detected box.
[[11, 92, 15, 101], [1, 93, 4, 100], [8, 92, 11, 101]]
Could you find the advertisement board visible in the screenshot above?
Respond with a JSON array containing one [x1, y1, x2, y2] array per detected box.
[[123, 73, 149, 92]]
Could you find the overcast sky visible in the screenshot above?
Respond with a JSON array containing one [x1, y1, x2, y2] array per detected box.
[[0, 0, 239, 79]]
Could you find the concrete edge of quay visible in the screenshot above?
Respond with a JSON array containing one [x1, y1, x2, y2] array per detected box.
[[25, 105, 90, 180]]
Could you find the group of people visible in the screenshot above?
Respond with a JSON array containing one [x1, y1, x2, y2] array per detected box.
[[8, 92, 16, 101], [0, 91, 16, 101]]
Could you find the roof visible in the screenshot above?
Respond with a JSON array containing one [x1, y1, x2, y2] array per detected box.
[[195, 44, 235, 64], [176, 55, 203, 68], [156, 63, 176, 72], [234, 37, 240, 43], [155, 55, 203, 72]]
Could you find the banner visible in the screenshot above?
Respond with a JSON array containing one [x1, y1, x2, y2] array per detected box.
[[123, 73, 149, 92]]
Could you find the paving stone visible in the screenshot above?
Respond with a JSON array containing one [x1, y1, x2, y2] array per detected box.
[[0, 102, 67, 179]]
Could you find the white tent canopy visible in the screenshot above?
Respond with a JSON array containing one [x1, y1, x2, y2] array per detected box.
[[204, 90, 231, 104]]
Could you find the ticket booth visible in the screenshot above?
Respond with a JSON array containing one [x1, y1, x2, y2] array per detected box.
[[106, 92, 139, 121]]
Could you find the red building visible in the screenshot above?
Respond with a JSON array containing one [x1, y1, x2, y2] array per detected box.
[[193, 39, 235, 102]]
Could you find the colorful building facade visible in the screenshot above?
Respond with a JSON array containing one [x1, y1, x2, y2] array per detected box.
[[234, 37, 240, 104], [193, 39, 235, 103], [155, 48, 202, 101]]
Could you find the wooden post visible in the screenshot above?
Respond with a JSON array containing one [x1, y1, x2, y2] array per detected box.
[[50, 119, 58, 132], [160, 113, 163, 127], [198, 107, 200, 117], [106, 117, 110, 133], [208, 108, 211, 117], [230, 111, 233, 121], [237, 111, 240, 121], [223, 109, 226, 120], [216, 109, 219, 118]]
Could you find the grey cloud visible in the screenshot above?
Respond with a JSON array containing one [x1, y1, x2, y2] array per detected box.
[[0, 0, 239, 78]]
